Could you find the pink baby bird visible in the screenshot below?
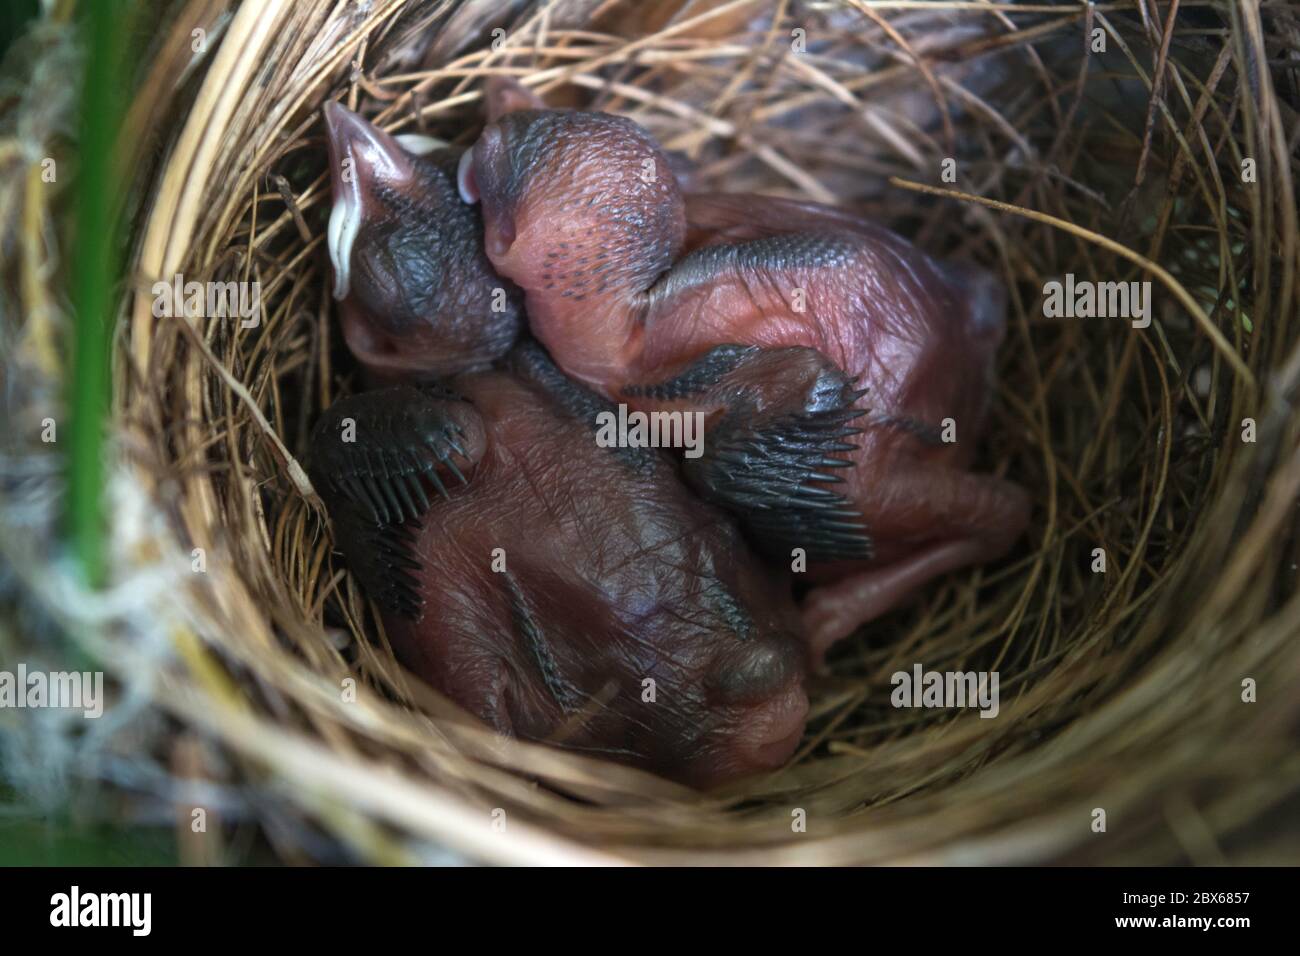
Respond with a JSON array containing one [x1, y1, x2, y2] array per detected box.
[[459, 79, 1030, 661]]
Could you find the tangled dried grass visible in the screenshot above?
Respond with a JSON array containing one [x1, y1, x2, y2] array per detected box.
[[3, 0, 1300, 864]]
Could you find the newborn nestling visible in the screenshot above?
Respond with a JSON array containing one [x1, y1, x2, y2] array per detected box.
[[461, 79, 1030, 660], [312, 104, 807, 787]]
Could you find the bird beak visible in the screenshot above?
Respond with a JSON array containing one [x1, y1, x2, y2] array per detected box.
[[460, 76, 546, 207], [463, 124, 517, 259], [323, 101, 420, 300]]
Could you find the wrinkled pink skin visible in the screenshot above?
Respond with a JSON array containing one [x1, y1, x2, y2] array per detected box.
[[465, 79, 1030, 661], [377, 363, 810, 789]]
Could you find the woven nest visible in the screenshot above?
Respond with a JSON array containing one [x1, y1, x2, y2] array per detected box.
[[5, 0, 1300, 865]]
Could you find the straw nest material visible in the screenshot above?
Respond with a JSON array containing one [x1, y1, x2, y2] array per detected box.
[[3, 0, 1300, 865]]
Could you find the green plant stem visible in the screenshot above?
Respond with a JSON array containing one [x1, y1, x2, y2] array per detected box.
[[68, 0, 130, 587]]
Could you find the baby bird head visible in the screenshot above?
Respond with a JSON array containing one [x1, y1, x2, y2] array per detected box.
[[459, 80, 686, 380], [323, 101, 522, 381]]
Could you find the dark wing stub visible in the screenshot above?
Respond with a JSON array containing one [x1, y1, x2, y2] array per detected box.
[[622, 343, 873, 563], [686, 399, 873, 563], [328, 507, 425, 618], [307, 385, 487, 619], [308, 385, 482, 523]]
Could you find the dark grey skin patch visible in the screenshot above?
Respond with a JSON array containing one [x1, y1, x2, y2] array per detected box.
[[622, 344, 760, 400], [508, 339, 659, 476], [502, 571, 584, 714], [699, 576, 755, 642], [648, 233, 860, 310], [869, 414, 948, 447]]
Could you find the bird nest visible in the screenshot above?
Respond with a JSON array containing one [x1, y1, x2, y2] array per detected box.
[[3, 0, 1299, 864]]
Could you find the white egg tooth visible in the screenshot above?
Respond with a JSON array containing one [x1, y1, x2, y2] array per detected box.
[[457, 145, 479, 204]]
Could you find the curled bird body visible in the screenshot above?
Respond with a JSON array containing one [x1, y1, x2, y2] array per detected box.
[[461, 79, 1030, 658]]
